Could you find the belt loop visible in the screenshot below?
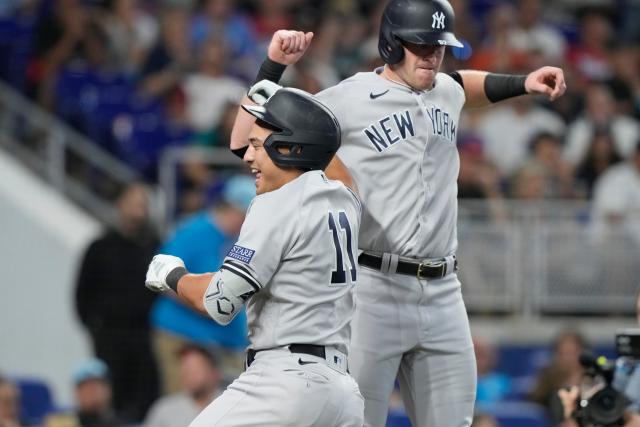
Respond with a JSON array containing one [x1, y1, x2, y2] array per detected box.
[[380, 253, 392, 274], [445, 255, 456, 276], [388, 254, 399, 274]]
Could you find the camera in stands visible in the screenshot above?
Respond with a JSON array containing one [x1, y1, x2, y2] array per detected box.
[[573, 330, 640, 427]]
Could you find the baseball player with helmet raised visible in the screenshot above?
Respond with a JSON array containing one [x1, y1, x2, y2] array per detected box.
[[146, 83, 365, 426], [230, 0, 567, 426]]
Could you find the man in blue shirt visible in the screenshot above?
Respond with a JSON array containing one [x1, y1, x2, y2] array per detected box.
[[151, 175, 255, 393]]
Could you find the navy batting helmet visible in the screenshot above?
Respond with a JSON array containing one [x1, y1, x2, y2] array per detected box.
[[379, 0, 463, 65], [241, 88, 341, 171]]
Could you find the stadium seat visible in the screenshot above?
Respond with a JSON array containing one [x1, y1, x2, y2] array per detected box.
[[484, 401, 550, 427], [14, 377, 54, 426]]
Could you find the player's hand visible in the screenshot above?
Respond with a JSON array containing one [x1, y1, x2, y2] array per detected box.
[[624, 413, 640, 427], [248, 80, 282, 105], [525, 66, 567, 101], [145, 254, 185, 292], [558, 386, 579, 420], [267, 30, 314, 66]]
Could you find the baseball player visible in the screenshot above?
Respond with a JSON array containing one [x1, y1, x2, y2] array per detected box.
[[146, 86, 364, 426], [230, 1, 567, 426]]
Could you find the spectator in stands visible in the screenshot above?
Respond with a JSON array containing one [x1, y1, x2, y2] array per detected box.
[[566, 9, 614, 84], [457, 135, 503, 201], [524, 132, 575, 198], [591, 140, 640, 246], [151, 175, 254, 393], [29, 0, 107, 109], [183, 38, 246, 139], [564, 84, 640, 167], [140, 8, 194, 98], [607, 43, 640, 119], [189, 0, 259, 80], [558, 293, 640, 427], [0, 376, 21, 427], [75, 182, 159, 422], [510, 162, 548, 200], [477, 95, 565, 177], [100, 0, 158, 75], [468, 3, 526, 73], [574, 129, 623, 198], [509, 0, 567, 65], [474, 337, 513, 406], [72, 359, 125, 427], [144, 344, 222, 427], [529, 330, 588, 424]]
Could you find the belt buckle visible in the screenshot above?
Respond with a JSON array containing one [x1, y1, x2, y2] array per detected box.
[[416, 262, 427, 279], [418, 259, 446, 279]]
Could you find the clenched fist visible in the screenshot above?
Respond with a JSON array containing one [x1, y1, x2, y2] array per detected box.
[[267, 30, 314, 66]]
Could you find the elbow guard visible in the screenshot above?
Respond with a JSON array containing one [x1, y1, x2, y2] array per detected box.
[[203, 263, 261, 325]]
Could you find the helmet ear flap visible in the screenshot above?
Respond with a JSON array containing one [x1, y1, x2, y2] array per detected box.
[[379, 28, 404, 65]]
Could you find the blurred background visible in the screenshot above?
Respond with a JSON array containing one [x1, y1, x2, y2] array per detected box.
[[0, 0, 639, 426]]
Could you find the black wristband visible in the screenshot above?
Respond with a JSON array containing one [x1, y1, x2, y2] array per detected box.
[[484, 73, 527, 103], [251, 58, 287, 88], [166, 266, 187, 293]]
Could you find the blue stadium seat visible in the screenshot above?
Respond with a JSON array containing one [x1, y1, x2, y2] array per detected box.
[[111, 108, 192, 179], [14, 377, 54, 426], [54, 66, 100, 132], [484, 402, 550, 427]]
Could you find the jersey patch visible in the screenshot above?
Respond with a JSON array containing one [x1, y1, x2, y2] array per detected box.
[[228, 245, 255, 263]]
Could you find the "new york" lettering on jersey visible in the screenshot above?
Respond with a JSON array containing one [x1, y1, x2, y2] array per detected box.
[[425, 106, 457, 142], [362, 110, 415, 153]]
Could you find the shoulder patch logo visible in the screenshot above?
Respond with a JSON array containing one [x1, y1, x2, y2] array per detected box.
[[228, 245, 255, 263]]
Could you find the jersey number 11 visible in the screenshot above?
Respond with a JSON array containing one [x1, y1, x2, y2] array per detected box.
[[328, 211, 357, 284]]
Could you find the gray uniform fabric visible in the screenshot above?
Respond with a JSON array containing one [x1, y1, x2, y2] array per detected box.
[[190, 170, 364, 426], [317, 69, 476, 427]]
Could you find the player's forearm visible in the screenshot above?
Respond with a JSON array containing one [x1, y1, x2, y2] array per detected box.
[[176, 273, 215, 315], [230, 95, 256, 151], [458, 70, 490, 108], [459, 70, 529, 108]]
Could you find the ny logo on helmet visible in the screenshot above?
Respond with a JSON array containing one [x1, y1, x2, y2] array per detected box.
[[432, 11, 445, 29]]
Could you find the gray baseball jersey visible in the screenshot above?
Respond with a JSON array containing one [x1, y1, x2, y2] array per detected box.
[[317, 69, 476, 427], [220, 170, 361, 355], [317, 70, 465, 259]]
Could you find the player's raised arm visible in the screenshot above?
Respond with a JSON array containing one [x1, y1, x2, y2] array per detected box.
[[456, 66, 567, 108], [229, 30, 313, 158]]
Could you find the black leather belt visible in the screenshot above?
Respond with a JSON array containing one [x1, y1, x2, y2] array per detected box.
[[246, 344, 325, 368], [358, 252, 457, 279]]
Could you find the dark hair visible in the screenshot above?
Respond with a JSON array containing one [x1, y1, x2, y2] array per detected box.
[[529, 131, 560, 153], [552, 330, 589, 354], [176, 344, 218, 368]]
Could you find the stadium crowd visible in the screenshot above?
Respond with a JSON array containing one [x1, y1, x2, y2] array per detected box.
[[1, 0, 640, 426], [1, 0, 639, 216]]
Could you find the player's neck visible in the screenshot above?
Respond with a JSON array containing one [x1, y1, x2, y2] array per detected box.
[[380, 65, 411, 89]]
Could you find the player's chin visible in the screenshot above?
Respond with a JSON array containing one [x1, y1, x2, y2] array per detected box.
[[414, 68, 436, 89]]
